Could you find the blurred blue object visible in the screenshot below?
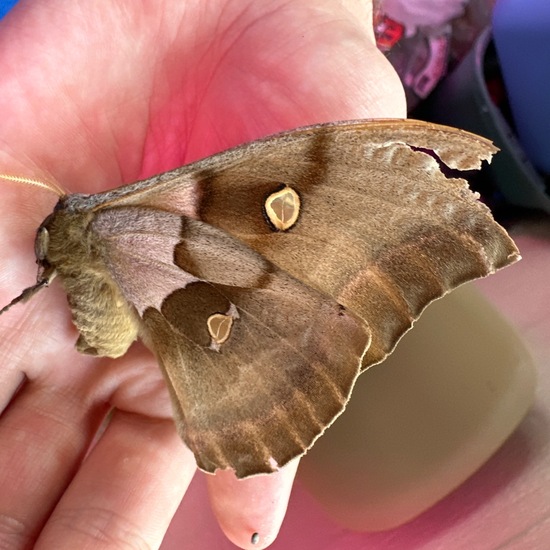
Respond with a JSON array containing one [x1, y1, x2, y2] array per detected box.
[[419, 27, 550, 215], [0, 0, 17, 19], [493, 0, 550, 175]]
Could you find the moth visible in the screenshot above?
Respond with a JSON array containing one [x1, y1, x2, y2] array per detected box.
[[0, 120, 520, 479]]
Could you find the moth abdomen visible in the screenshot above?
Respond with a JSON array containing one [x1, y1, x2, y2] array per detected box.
[[38, 206, 140, 358], [65, 268, 140, 358]]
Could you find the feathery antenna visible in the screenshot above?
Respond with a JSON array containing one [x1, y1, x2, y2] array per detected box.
[[0, 174, 65, 197]]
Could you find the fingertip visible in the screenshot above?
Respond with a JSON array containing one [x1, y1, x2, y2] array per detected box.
[[206, 460, 299, 549]]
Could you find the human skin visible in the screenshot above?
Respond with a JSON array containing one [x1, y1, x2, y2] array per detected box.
[[0, 1, 405, 548]]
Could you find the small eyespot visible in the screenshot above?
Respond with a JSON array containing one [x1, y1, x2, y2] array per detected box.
[[264, 186, 300, 231], [207, 313, 234, 345]]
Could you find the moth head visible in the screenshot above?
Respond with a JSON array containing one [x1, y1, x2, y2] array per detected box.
[[0, 174, 65, 315]]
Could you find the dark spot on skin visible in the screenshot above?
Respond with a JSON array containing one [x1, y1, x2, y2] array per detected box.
[[251, 532, 260, 545]]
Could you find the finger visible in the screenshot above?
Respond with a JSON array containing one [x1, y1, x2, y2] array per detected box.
[[35, 410, 196, 550], [207, 460, 299, 549], [0, 363, 24, 414], [0, 380, 108, 549], [0, 295, 65, 415]]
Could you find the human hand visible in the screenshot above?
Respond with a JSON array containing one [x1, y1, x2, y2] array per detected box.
[[0, 1, 405, 548]]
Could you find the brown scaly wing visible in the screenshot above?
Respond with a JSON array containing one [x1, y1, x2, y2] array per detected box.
[[92, 208, 369, 478], [117, 119, 518, 367]]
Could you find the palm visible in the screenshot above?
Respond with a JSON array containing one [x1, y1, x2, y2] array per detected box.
[[0, 1, 404, 548]]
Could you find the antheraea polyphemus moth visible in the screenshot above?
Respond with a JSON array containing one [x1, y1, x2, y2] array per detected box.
[[0, 119, 519, 479]]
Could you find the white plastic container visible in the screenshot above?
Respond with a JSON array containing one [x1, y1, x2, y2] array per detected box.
[[298, 285, 536, 530]]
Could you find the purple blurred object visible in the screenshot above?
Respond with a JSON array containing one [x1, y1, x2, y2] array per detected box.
[[492, 0, 550, 175]]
